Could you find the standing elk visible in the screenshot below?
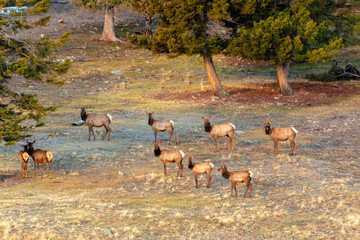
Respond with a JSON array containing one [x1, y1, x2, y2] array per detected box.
[[202, 117, 235, 152], [147, 112, 178, 145], [153, 142, 184, 177], [19, 145, 30, 178], [81, 107, 112, 141], [218, 164, 253, 198], [188, 156, 214, 188], [262, 120, 298, 155], [26, 140, 53, 179]]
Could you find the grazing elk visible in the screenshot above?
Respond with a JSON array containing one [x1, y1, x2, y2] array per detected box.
[[262, 120, 298, 155], [147, 112, 178, 145], [153, 142, 184, 177], [218, 164, 253, 198], [19, 145, 30, 178], [202, 117, 235, 152], [81, 107, 112, 141], [26, 140, 53, 179], [188, 156, 214, 188]]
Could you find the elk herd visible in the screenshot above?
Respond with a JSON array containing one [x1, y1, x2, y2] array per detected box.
[[17, 108, 299, 199]]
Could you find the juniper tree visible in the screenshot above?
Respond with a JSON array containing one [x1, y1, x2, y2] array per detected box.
[[128, 0, 235, 96], [127, 0, 158, 36], [0, 0, 70, 145], [75, 0, 124, 42], [227, 0, 351, 95]]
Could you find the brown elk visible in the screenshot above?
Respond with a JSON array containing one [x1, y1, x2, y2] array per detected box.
[[202, 117, 235, 152], [262, 120, 298, 155], [81, 107, 112, 141], [218, 164, 253, 198], [153, 142, 184, 177], [147, 112, 178, 145], [26, 140, 53, 179], [188, 156, 214, 188], [19, 145, 30, 178]]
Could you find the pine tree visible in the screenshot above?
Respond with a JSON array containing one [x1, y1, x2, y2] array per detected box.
[[75, 0, 124, 42], [0, 0, 70, 145], [128, 0, 235, 96], [227, 0, 351, 95]]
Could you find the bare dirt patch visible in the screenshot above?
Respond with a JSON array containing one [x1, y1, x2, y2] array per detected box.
[[155, 82, 360, 106]]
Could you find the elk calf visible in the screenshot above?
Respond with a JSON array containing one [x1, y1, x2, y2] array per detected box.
[[153, 142, 184, 177], [218, 164, 253, 198], [202, 117, 235, 152], [262, 120, 298, 155], [147, 112, 178, 145], [19, 145, 30, 178], [81, 107, 112, 141], [188, 156, 214, 188], [26, 140, 53, 179]]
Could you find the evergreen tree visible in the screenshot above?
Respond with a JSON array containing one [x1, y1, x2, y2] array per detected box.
[[128, 0, 236, 96], [227, 0, 352, 95], [75, 0, 124, 42], [127, 0, 158, 36], [0, 0, 70, 145]]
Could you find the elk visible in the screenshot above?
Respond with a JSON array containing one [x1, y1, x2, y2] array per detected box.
[[188, 156, 214, 188], [147, 112, 178, 145], [153, 142, 184, 177], [18, 145, 30, 178], [218, 164, 253, 198], [262, 120, 298, 155], [26, 140, 53, 179], [81, 107, 112, 141], [202, 117, 235, 152]]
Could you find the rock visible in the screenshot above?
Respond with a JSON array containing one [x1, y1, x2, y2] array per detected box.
[[111, 70, 123, 75]]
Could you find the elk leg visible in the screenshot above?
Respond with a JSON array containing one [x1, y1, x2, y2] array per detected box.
[[168, 130, 173, 145], [154, 132, 157, 143], [213, 137, 218, 152], [173, 131, 178, 145], [37, 163, 41, 176], [177, 161, 183, 177], [163, 163, 167, 176], [230, 182, 234, 197], [107, 126, 111, 141], [24, 163, 28, 178], [88, 127, 91, 141], [273, 140, 278, 154], [48, 161, 52, 179], [206, 172, 212, 188], [194, 174, 198, 188], [41, 162, 46, 179], [290, 140, 295, 155], [91, 126, 96, 140], [103, 126, 108, 140], [34, 161, 36, 177], [249, 182, 253, 198], [234, 182, 238, 198], [244, 180, 250, 198]]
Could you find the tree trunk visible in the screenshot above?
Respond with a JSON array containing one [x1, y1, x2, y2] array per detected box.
[[203, 55, 225, 96], [100, 6, 119, 42], [276, 62, 293, 96]]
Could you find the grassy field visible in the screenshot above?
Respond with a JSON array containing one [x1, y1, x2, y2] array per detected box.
[[1, 3, 360, 239]]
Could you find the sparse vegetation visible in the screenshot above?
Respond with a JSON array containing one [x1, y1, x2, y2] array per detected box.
[[0, 2, 359, 239]]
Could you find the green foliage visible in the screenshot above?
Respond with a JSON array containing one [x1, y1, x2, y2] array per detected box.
[[227, 1, 344, 65], [74, 0, 124, 10], [129, 0, 231, 57], [0, 0, 70, 145]]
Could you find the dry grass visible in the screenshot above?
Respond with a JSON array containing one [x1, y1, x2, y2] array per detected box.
[[1, 3, 360, 239]]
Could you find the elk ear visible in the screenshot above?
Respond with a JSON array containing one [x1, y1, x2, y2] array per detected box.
[[209, 116, 212, 119], [269, 119, 272, 123], [201, 117, 204, 119], [262, 120, 266, 123]]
